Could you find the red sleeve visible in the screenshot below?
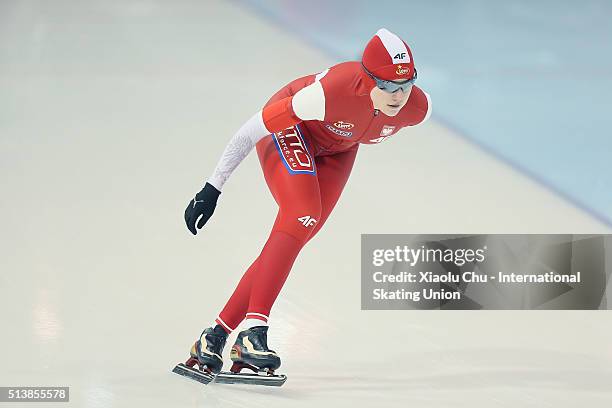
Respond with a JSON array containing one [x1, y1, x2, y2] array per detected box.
[[261, 96, 301, 133]]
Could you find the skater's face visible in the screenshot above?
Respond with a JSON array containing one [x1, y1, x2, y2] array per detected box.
[[370, 83, 412, 116]]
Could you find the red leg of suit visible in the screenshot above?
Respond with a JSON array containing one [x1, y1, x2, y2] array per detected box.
[[217, 127, 358, 331]]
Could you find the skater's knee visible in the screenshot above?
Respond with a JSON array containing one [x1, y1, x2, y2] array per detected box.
[[276, 204, 322, 243]]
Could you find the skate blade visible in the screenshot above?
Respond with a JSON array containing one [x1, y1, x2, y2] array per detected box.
[[215, 371, 287, 387], [172, 363, 215, 385]]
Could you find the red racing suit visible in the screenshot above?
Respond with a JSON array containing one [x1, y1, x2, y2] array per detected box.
[[215, 61, 430, 331]]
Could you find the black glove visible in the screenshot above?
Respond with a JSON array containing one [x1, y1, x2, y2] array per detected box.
[[184, 182, 221, 235]]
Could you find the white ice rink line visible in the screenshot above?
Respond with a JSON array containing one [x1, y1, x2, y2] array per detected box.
[[1, 1, 611, 407]]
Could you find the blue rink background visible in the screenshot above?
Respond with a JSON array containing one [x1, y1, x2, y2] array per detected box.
[[239, 0, 612, 226]]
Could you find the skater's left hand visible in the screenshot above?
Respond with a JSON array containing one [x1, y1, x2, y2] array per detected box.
[[184, 182, 221, 235]]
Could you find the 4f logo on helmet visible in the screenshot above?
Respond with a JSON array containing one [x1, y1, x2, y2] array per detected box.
[[297, 216, 317, 227], [393, 52, 406, 60]]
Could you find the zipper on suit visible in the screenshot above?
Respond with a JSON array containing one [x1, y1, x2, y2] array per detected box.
[[359, 109, 379, 141]]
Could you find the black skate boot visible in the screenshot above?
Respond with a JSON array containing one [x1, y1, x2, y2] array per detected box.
[[186, 325, 228, 374], [172, 325, 228, 384], [174, 325, 287, 386], [230, 326, 281, 375]]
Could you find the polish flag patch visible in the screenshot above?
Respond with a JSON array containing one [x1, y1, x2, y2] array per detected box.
[[380, 125, 395, 136]]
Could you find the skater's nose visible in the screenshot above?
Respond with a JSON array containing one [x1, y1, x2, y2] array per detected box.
[[391, 88, 406, 100]]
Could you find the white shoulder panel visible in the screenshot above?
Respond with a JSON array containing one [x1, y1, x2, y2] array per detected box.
[[422, 91, 432, 123], [291, 81, 325, 121], [315, 68, 329, 82]]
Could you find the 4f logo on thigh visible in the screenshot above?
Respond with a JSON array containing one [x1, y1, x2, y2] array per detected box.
[[297, 215, 317, 227]]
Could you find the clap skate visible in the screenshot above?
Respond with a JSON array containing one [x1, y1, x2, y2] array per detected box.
[[173, 325, 287, 386], [172, 325, 228, 385], [215, 326, 286, 386]]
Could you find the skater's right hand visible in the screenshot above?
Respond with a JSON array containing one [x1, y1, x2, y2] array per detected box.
[[184, 182, 221, 235]]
